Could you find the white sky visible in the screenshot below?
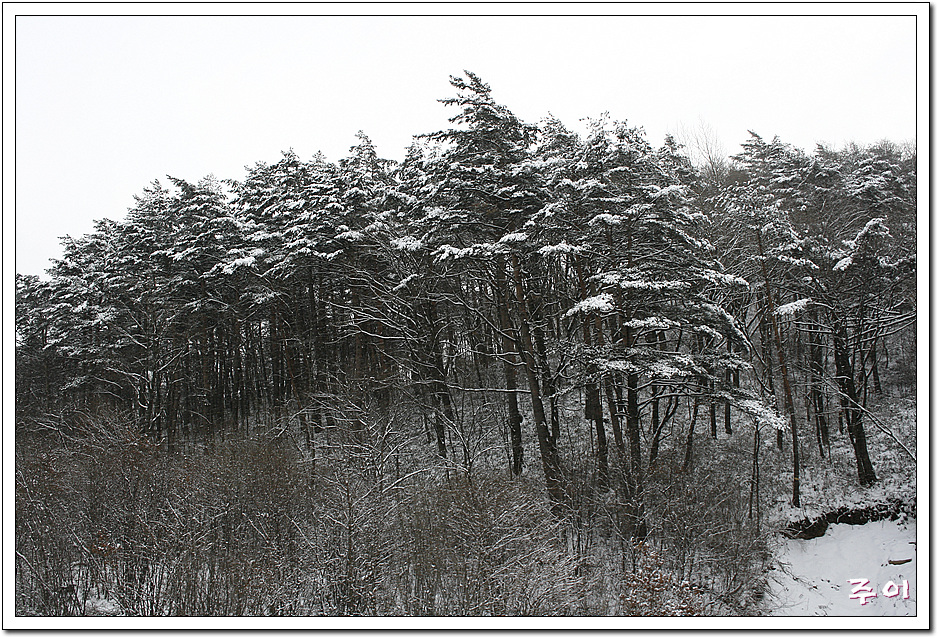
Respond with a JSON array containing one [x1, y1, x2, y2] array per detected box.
[[7, 5, 921, 277]]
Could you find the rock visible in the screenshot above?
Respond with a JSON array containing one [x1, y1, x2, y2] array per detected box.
[[782, 516, 829, 540], [781, 498, 914, 540]]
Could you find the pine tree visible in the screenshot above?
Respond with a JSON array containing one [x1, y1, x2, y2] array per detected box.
[[419, 71, 565, 503], [564, 117, 751, 534]]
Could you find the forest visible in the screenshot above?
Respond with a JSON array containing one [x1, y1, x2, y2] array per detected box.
[[15, 72, 917, 617]]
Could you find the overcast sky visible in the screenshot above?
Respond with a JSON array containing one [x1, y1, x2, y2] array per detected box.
[[10, 8, 921, 277]]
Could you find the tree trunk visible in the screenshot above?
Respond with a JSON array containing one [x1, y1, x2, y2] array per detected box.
[[710, 385, 718, 439], [869, 336, 883, 395], [832, 321, 877, 486], [749, 421, 761, 532], [808, 313, 830, 457], [510, 254, 565, 509], [424, 299, 452, 459], [578, 259, 609, 483], [529, 292, 561, 444], [592, 311, 625, 456], [757, 230, 801, 507], [494, 259, 524, 476], [758, 296, 784, 451], [682, 395, 700, 473], [724, 336, 734, 435]]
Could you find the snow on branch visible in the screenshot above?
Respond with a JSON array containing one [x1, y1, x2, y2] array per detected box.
[[335, 229, 364, 242], [538, 241, 584, 257], [565, 293, 614, 317], [775, 298, 811, 317], [737, 399, 788, 431], [220, 255, 256, 275], [392, 274, 418, 292], [498, 231, 528, 244], [649, 184, 685, 200], [620, 317, 679, 331], [617, 279, 690, 292], [435, 244, 475, 261], [833, 256, 853, 272], [855, 217, 891, 243], [588, 213, 623, 227], [598, 359, 640, 375], [776, 254, 819, 270], [700, 269, 749, 288], [434, 242, 506, 262], [390, 236, 424, 252]]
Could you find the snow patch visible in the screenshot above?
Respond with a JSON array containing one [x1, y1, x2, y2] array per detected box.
[[766, 520, 916, 616], [85, 596, 121, 616]]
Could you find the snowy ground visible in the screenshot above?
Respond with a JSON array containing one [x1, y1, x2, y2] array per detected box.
[[765, 519, 916, 616]]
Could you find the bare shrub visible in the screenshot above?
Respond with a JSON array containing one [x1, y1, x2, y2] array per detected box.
[[390, 475, 594, 615], [16, 404, 772, 617], [642, 438, 771, 611]]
